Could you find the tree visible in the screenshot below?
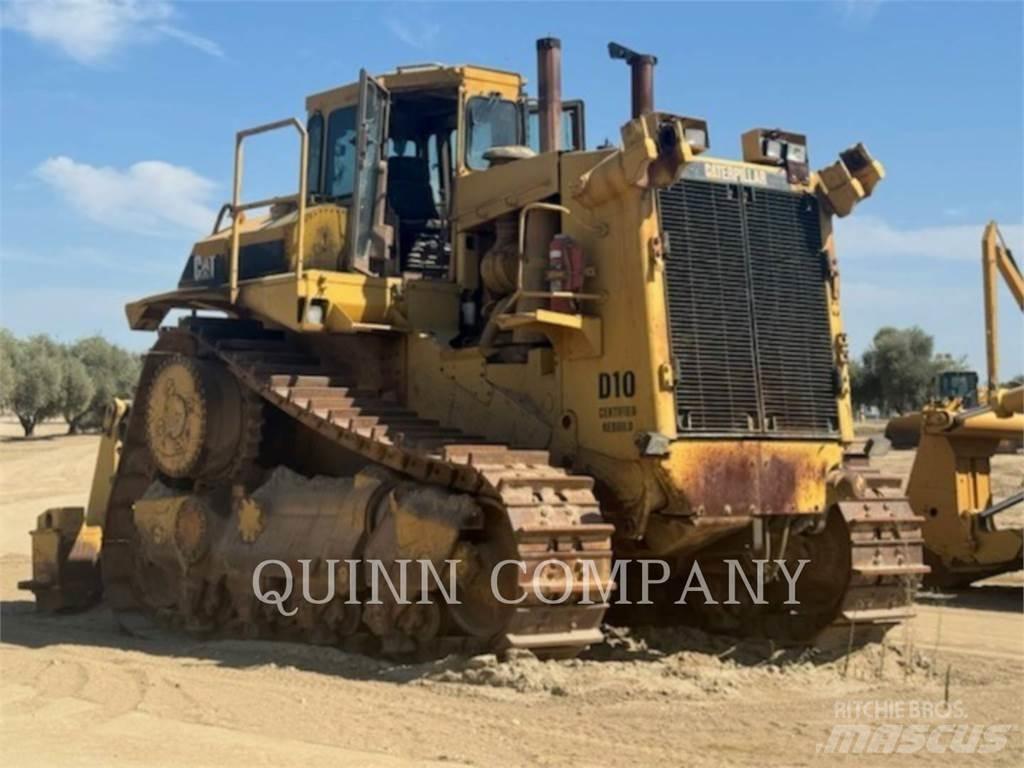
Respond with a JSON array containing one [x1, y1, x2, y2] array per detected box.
[[59, 354, 95, 434], [852, 326, 968, 414], [9, 335, 63, 436], [849, 358, 880, 414], [0, 328, 16, 411], [0, 330, 142, 435], [866, 327, 935, 413], [71, 336, 141, 429]]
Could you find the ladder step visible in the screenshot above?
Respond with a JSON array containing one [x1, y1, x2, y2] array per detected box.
[[270, 374, 346, 387], [286, 386, 354, 399], [251, 363, 326, 376]]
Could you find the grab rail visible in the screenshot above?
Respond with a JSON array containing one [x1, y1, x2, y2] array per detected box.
[[228, 118, 308, 302], [509, 202, 603, 310]]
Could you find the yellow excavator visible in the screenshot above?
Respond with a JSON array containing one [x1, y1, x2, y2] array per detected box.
[[20, 38, 927, 657], [885, 222, 1023, 451], [902, 222, 1024, 587]]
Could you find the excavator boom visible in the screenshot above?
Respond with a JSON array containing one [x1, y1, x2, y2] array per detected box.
[[982, 220, 1024, 394]]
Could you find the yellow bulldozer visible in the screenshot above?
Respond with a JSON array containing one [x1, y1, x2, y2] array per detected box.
[[899, 222, 1024, 587], [20, 39, 927, 658], [906, 387, 1023, 588], [885, 221, 1024, 452]]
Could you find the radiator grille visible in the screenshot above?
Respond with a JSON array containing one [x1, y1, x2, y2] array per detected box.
[[658, 178, 838, 436]]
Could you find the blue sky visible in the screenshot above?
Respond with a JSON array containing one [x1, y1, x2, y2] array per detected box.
[[1, 0, 1021, 374]]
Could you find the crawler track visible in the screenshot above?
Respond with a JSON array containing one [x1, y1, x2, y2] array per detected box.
[[678, 471, 928, 647], [103, 319, 613, 658], [826, 478, 930, 645], [101, 319, 924, 657]]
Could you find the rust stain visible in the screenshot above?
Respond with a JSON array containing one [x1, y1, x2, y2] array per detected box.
[[666, 442, 827, 517]]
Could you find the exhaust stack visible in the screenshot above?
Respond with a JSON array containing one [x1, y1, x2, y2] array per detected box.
[[536, 37, 562, 153], [608, 42, 657, 118]]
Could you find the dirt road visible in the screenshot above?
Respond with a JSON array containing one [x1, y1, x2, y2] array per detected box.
[[2, 421, 1021, 767]]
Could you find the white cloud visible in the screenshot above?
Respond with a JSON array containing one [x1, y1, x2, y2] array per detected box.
[[35, 156, 217, 236], [841, 0, 884, 25], [0, 0, 222, 64], [385, 18, 440, 51], [155, 22, 223, 58], [837, 216, 1024, 371], [835, 215, 1023, 263]]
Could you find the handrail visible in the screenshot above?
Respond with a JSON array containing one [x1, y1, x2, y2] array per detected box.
[[211, 202, 232, 235], [507, 202, 604, 312], [479, 202, 602, 354], [229, 117, 308, 303]]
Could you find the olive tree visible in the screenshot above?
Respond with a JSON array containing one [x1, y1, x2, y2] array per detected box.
[[9, 335, 63, 436], [0, 328, 16, 411], [60, 353, 96, 434], [853, 326, 968, 414], [70, 336, 141, 429]]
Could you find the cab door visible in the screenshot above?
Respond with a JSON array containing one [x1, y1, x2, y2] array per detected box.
[[348, 69, 390, 274]]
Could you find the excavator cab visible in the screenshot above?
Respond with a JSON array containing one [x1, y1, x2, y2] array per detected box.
[[935, 370, 980, 407]]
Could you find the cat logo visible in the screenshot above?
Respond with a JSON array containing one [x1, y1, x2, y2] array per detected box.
[[193, 253, 217, 281], [702, 162, 771, 187]]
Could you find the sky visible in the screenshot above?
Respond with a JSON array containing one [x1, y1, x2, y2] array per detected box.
[[1, 0, 1022, 374]]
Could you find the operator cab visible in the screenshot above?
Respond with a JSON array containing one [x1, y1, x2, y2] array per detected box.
[[304, 65, 585, 280], [936, 370, 980, 407], [385, 91, 457, 277], [308, 76, 462, 278], [166, 63, 586, 334]]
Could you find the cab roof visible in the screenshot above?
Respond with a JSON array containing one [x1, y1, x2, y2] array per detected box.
[[305, 64, 523, 114]]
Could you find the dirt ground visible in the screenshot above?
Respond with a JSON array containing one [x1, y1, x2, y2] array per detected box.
[[1, 419, 1021, 767]]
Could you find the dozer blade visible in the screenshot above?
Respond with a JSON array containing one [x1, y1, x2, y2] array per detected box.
[[18, 507, 102, 612]]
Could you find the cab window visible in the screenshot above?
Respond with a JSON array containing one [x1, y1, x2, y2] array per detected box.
[[325, 106, 357, 197], [465, 97, 519, 170], [525, 101, 586, 153]]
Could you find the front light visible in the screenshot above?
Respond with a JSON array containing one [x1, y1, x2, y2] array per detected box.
[[762, 138, 783, 161], [684, 127, 707, 151], [305, 300, 325, 325], [786, 143, 806, 164]]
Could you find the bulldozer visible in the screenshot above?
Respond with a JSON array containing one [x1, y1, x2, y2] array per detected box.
[[901, 222, 1024, 587], [906, 387, 1023, 588], [20, 38, 927, 658]]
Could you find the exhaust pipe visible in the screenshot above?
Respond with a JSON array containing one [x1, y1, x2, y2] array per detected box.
[[536, 37, 562, 153], [608, 42, 657, 118]]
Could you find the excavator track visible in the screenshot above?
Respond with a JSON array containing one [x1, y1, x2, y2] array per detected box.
[[105, 319, 613, 658]]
